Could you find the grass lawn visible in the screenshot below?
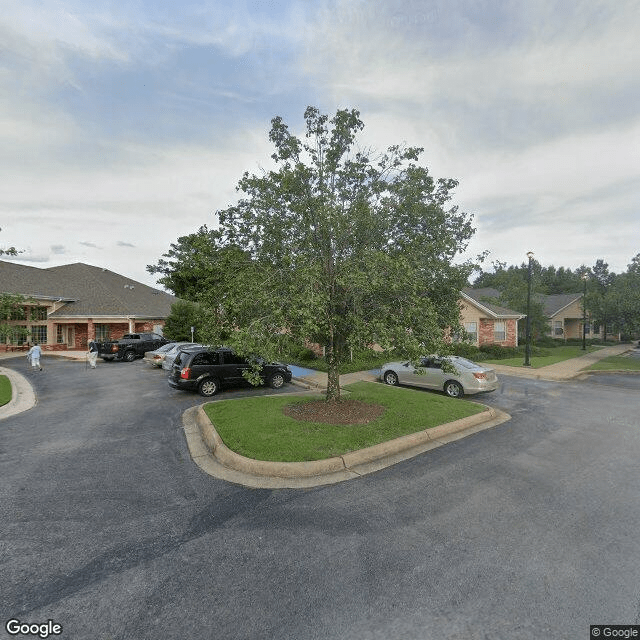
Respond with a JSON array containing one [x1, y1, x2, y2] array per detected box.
[[203, 381, 486, 462], [480, 345, 603, 369], [586, 355, 640, 371], [0, 375, 11, 407]]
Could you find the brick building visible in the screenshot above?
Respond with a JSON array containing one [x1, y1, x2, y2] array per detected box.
[[0, 260, 177, 351], [460, 289, 524, 348]]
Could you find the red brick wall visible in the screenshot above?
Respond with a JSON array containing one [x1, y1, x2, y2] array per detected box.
[[75, 324, 88, 349], [134, 320, 163, 333], [479, 318, 518, 347]]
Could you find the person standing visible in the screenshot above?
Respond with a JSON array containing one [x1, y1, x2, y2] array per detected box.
[[87, 340, 98, 369], [27, 342, 43, 371]]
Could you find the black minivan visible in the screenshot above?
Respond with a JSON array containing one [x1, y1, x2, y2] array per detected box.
[[168, 346, 293, 397]]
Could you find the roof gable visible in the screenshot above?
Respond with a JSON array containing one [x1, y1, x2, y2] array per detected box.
[[537, 293, 583, 317], [461, 288, 525, 319], [1, 260, 177, 318]]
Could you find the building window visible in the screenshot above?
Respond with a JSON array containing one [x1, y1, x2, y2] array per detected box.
[[494, 322, 506, 342], [31, 306, 48, 321], [56, 326, 65, 344], [584, 322, 591, 335], [554, 321, 563, 336], [464, 322, 478, 343], [31, 326, 47, 344], [95, 324, 110, 341]]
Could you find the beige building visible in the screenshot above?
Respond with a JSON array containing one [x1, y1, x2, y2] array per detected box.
[[541, 293, 603, 340]]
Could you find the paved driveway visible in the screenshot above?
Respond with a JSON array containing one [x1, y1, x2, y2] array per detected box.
[[2, 357, 640, 640]]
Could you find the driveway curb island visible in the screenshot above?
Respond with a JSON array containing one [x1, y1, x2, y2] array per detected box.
[[183, 400, 512, 489]]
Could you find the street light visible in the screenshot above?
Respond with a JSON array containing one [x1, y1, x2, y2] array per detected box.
[[524, 251, 534, 367], [582, 272, 588, 350]]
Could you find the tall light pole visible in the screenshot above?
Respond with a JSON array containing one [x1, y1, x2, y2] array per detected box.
[[524, 251, 534, 367], [582, 272, 588, 350]]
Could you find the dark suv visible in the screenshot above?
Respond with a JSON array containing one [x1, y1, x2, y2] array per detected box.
[[168, 346, 293, 397]]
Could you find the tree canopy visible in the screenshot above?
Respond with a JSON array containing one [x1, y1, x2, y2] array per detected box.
[[150, 107, 477, 400], [474, 255, 640, 340]]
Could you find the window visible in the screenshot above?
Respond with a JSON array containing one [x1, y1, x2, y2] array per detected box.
[[224, 352, 249, 365], [95, 324, 110, 341], [583, 322, 591, 335], [56, 325, 65, 344], [31, 326, 47, 344], [494, 322, 506, 342], [554, 321, 563, 336], [31, 306, 48, 321], [192, 352, 220, 366], [464, 322, 478, 343]]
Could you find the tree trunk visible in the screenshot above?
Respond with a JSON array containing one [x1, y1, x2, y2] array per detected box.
[[326, 362, 341, 401], [325, 332, 341, 401]]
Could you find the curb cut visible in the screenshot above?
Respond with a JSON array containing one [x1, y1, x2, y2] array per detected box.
[[182, 402, 512, 489], [0, 366, 37, 421]]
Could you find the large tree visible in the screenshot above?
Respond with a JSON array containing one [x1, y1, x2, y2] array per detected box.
[[146, 225, 248, 301], [585, 258, 616, 340], [188, 107, 476, 400]]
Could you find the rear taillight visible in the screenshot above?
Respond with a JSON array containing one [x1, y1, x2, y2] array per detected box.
[[473, 372, 487, 380], [153, 355, 162, 360], [111, 344, 118, 353], [180, 367, 191, 379]]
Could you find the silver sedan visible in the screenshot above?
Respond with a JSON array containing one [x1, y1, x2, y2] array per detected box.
[[161, 342, 204, 371], [379, 355, 499, 398]]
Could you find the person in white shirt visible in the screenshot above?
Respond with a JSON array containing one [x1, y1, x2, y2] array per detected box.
[[87, 340, 98, 369], [27, 343, 43, 371]]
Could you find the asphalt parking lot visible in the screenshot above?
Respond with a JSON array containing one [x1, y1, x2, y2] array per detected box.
[[3, 356, 640, 640]]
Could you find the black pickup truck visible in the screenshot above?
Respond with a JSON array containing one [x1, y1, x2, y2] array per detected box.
[[96, 333, 170, 362]]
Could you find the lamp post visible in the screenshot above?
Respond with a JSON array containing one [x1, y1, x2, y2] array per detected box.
[[582, 272, 588, 350], [524, 251, 534, 367]]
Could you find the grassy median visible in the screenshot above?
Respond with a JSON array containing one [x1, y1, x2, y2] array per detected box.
[[0, 375, 11, 407], [481, 345, 602, 368], [586, 355, 640, 371], [203, 381, 486, 462]]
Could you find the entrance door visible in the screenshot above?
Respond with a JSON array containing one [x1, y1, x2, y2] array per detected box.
[[66, 327, 75, 348]]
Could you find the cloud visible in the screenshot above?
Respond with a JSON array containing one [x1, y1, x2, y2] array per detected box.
[[50, 244, 68, 255], [116, 241, 135, 248]]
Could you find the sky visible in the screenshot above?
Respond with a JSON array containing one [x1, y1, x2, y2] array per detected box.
[[1, 0, 639, 289]]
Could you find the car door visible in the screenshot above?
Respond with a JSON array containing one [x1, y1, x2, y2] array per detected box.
[[221, 351, 251, 385], [407, 357, 443, 390]]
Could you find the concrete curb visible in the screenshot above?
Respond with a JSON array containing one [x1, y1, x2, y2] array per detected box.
[[0, 366, 37, 421], [183, 401, 512, 489]]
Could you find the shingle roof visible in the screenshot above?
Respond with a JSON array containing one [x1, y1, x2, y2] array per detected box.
[[0, 260, 177, 318], [536, 292, 583, 317], [461, 288, 524, 318]]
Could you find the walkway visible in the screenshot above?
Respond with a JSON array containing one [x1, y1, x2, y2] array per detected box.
[[479, 342, 634, 381]]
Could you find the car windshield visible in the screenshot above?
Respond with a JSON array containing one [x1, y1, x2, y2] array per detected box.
[[156, 343, 176, 353]]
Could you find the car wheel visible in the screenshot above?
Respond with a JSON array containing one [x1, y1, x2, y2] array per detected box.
[[444, 380, 463, 398], [199, 378, 219, 397], [124, 351, 137, 362], [269, 373, 286, 389], [383, 370, 399, 386]]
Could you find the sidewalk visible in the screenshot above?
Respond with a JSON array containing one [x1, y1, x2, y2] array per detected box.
[[479, 343, 635, 381]]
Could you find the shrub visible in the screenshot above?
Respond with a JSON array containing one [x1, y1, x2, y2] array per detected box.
[[449, 343, 483, 360], [478, 344, 520, 359]]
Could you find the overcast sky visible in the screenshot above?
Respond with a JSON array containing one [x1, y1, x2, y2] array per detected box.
[[1, 0, 638, 289]]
